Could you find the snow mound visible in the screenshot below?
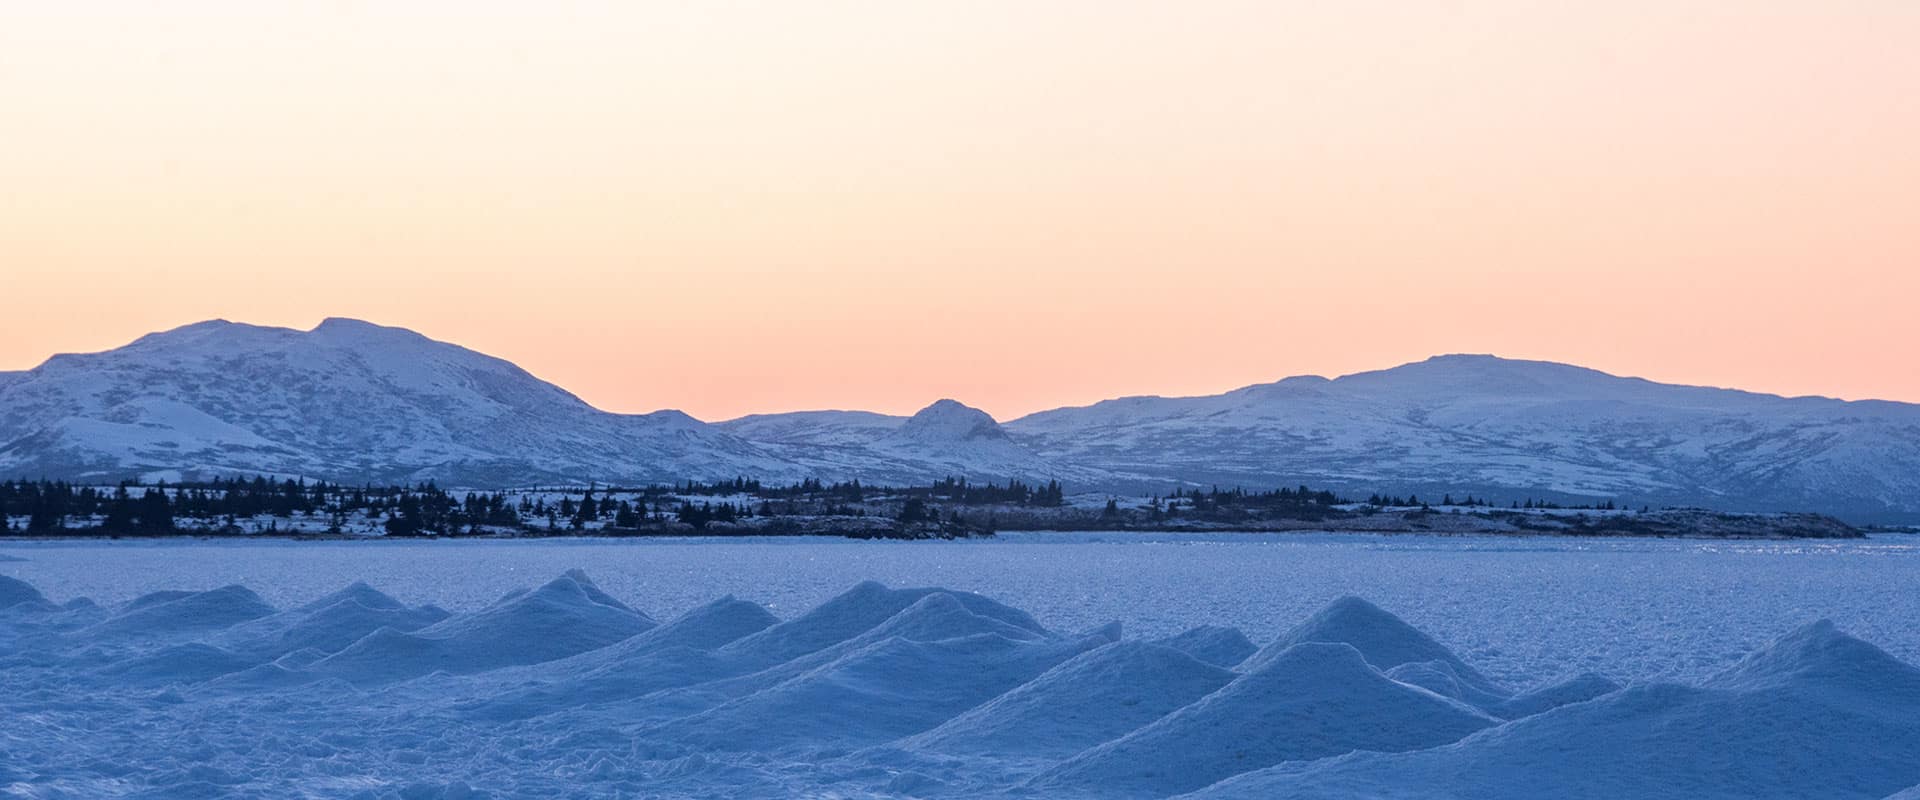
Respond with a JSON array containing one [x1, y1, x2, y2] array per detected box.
[[0, 575, 48, 610], [1033, 641, 1497, 798], [1153, 625, 1258, 668], [1706, 619, 1920, 696], [1490, 672, 1622, 718], [78, 585, 275, 639], [217, 590, 450, 659], [1386, 658, 1614, 719], [97, 642, 256, 686], [626, 591, 1064, 725], [904, 640, 1237, 759], [294, 580, 407, 613], [1254, 597, 1499, 686], [1189, 622, 1920, 800], [457, 596, 779, 720], [119, 589, 200, 612], [557, 594, 778, 674], [1384, 658, 1512, 710], [9, 572, 1920, 799], [715, 581, 1047, 670], [652, 629, 1104, 752], [310, 571, 652, 683]]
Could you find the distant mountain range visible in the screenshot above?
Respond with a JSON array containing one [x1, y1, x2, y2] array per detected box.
[[3, 318, 1918, 522]]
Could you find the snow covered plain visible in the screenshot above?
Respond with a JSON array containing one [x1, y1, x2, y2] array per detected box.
[[3, 532, 1918, 798]]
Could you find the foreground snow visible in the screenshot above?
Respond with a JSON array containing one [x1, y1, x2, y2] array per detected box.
[[3, 567, 1918, 798]]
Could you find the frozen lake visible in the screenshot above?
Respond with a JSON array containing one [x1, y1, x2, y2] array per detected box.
[[5, 531, 1916, 687]]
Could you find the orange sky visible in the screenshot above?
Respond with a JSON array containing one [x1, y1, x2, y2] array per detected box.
[[3, 2, 1917, 421]]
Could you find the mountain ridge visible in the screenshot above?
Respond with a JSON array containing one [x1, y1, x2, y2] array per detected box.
[[4, 319, 1919, 522]]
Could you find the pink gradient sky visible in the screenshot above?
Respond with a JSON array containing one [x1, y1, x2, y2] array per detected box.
[[4, 2, 1917, 421]]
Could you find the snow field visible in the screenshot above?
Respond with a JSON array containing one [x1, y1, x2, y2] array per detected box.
[[5, 564, 1920, 798]]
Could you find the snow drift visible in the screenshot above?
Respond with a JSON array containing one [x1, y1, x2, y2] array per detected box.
[[2, 574, 1918, 799]]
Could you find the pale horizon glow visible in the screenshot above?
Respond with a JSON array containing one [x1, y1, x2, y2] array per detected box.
[[4, 2, 1917, 421]]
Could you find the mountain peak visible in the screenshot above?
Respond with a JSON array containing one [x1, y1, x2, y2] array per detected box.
[[312, 316, 383, 332], [308, 317, 433, 345], [1325, 353, 1626, 398], [899, 399, 1006, 441]]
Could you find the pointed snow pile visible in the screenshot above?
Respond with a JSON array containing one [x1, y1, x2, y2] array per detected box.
[[1257, 596, 1498, 683], [215, 582, 449, 660], [293, 581, 408, 614], [1251, 595, 1509, 708], [713, 581, 1048, 671], [1705, 619, 1920, 696], [77, 585, 276, 640], [1271, 597, 1615, 720], [646, 595, 1102, 752], [1030, 641, 1497, 798], [1152, 625, 1258, 668], [572, 594, 781, 669], [309, 571, 652, 684], [630, 590, 1064, 727], [0, 575, 50, 611], [470, 584, 1048, 725], [458, 595, 780, 721], [1187, 620, 1920, 800], [1488, 672, 1622, 719], [904, 640, 1237, 759]]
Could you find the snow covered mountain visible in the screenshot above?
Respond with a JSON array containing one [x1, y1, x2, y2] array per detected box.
[[0, 318, 802, 486], [4, 320, 1919, 521], [0, 319, 1068, 489], [1003, 354, 1920, 522], [721, 399, 1077, 486]]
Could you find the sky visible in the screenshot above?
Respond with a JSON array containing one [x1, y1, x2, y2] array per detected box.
[[3, 2, 1917, 422]]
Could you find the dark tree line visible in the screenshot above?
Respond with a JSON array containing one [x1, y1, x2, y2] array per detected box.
[[0, 478, 525, 536], [1173, 485, 1343, 512], [918, 477, 1066, 506]]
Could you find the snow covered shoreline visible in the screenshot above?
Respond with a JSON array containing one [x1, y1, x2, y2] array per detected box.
[[2, 506, 1867, 541], [4, 568, 1918, 799]]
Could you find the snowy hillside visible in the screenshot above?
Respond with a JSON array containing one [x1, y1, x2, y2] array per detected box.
[[722, 399, 1081, 485], [721, 397, 1082, 483], [1005, 355, 1920, 521], [6, 321, 1920, 520], [0, 318, 803, 486]]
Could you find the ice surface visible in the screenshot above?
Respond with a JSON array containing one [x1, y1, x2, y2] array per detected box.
[[4, 536, 1920, 797]]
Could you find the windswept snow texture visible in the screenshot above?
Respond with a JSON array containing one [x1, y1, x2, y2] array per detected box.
[[5, 571, 1920, 798]]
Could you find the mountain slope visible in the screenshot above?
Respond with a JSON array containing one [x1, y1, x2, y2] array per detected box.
[[722, 399, 1077, 485], [1004, 354, 1920, 520], [0, 318, 801, 486], [5, 322, 1920, 520]]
